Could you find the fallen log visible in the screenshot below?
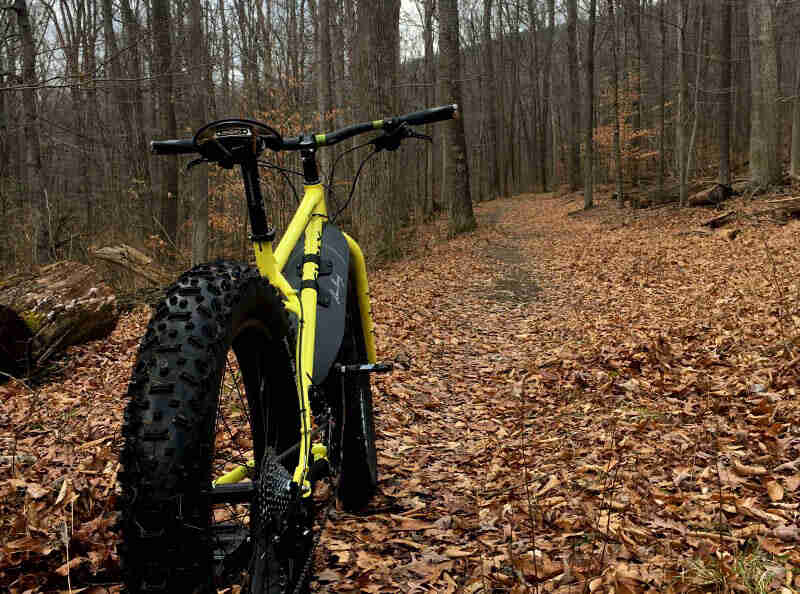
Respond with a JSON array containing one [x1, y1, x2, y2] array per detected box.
[[701, 211, 736, 228], [689, 183, 739, 207], [91, 244, 172, 286], [748, 197, 800, 220], [0, 261, 118, 376]]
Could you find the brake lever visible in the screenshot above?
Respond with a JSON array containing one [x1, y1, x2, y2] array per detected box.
[[372, 123, 433, 152], [185, 157, 210, 173], [371, 126, 405, 152], [407, 129, 433, 143]]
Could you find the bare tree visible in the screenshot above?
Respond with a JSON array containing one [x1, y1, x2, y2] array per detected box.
[[541, 0, 555, 190], [658, 0, 667, 197], [676, 0, 689, 206], [791, 28, 800, 179], [152, 0, 178, 247], [608, 0, 623, 208], [566, 0, 580, 191], [439, 0, 476, 233], [14, 0, 48, 264], [119, 0, 149, 184], [749, 0, 780, 187], [483, 0, 501, 200], [719, 0, 733, 185], [583, 0, 597, 210], [686, 3, 707, 182], [190, 0, 208, 265], [423, 0, 439, 213], [102, 0, 135, 178]]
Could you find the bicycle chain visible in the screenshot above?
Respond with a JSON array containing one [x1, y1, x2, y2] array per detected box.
[[291, 486, 336, 594]]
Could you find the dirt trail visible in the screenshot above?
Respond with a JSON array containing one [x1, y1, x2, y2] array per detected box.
[[316, 195, 568, 591], [318, 192, 800, 592]]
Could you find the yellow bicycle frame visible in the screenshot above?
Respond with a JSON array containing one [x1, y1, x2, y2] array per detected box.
[[215, 182, 375, 491]]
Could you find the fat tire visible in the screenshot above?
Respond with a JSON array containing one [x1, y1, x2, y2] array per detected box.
[[117, 261, 299, 593], [330, 283, 378, 510]]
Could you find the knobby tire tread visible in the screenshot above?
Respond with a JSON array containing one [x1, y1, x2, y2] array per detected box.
[[117, 261, 297, 593]]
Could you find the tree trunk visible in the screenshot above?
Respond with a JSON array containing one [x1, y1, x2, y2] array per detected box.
[[566, 0, 580, 191], [627, 0, 644, 193], [791, 45, 800, 178], [317, 0, 333, 125], [152, 0, 178, 251], [424, 0, 437, 213], [0, 262, 118, 375], [496, 5, 510, 198], [749, 0, 781, 187], [0, 44, 7, 181], [719, 0, 733, 185], [583, 0, 597, 210], [219, 0, 231, 112], [483, 0, 500, 200], [608, 0, 623, 208], [439, 0, 476, 234], [677, 0, 689, 206], [119, 0, 150, 192], [687, 5, 708, 182], [190, 0, 208, 265], [540, 0, 554, 191], [15, 0, 49, 265], [659, 0, 667, 197], [102, 0, 135, 179]]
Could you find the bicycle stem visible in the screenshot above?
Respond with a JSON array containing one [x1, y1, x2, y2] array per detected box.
[[300, 147, 320, 185]]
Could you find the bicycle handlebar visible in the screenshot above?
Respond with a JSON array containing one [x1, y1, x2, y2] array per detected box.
[[150, 104, 459, 156], [151, 138, 198, 155], [305, 103, 458, 148]]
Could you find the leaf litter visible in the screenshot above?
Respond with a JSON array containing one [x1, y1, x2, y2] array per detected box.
[[1, 188, 799, 592]]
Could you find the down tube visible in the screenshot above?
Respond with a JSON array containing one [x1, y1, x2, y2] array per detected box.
[[342, 232, 376, 364], [293, 186, 327, 488]]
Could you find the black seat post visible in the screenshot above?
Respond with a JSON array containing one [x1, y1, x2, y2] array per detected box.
[[241, 158, 274, 242]]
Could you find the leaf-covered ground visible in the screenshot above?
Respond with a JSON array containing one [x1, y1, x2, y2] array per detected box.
[[2, 190, 799, 592]]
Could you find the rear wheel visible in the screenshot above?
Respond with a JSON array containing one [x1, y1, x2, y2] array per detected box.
[[328, 284, 378, 510], [117, 261, 304, 593]]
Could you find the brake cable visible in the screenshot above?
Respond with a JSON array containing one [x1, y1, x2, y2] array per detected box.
[[258, 160, 304, 204], [328, 139, 375, 223]]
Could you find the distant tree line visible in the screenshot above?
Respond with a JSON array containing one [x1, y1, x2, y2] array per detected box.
[[0, 0, 794, 274]]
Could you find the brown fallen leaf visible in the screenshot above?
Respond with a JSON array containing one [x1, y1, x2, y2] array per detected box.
[[733, 458, 768, 476], [26, 482, 48, 500], [718, 466, 748, 488], [315, 568, 341, 583], [774, 525, 799, 542], [732, 524, 768, 539], [536, 474, 560, 497], [390, 516, 436, 531], [784, 474, 800, 492], [443, 547, 475, 559], [738, 500, 786, 526], [765, 479, 784, 502], [55, 556, 87, 576]]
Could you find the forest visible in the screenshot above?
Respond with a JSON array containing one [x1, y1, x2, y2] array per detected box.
[[1, 0, 800, 592], [1, 0, 797, 273]]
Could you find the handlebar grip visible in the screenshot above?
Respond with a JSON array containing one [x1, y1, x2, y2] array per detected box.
[[151, 138, 197, 155], [399, 104, 458, 127]]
